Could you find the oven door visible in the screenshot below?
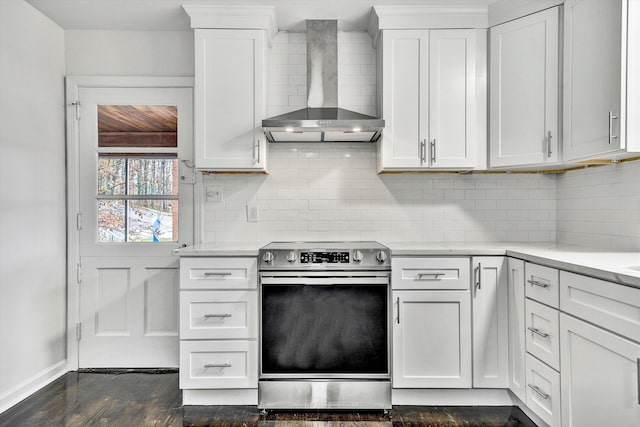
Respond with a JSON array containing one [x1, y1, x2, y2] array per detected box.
[[259, 271, 390, 380]]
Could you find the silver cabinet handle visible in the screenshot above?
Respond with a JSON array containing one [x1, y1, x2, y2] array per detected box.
[[528, 327, 549, 338], [256, 138, 261, 164], [419, 140, 426, 165], [204, 314, 232, 319], [204, 363, 231, 368], [527, 278, 549, 288], [417, 272, 443, 280], [474, 263, 481, 296], [547, 131, 552, 157], [396, 297, 400, 324], [431, 139, 436, 164], [528, 384, 550, 400], [203, 272, 232, 277], [609, 111, 618, 145]]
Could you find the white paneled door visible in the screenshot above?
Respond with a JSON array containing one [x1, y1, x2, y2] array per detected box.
[[75, 85, 193, 367]]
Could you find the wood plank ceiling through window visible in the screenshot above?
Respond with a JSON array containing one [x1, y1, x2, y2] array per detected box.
[[98, 105, 178, 148]]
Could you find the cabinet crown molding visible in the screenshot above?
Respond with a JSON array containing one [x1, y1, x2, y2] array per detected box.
[[368, 5, 488, 45], [183, 5, 277, 42]]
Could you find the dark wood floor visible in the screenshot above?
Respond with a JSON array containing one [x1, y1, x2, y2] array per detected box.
[[0, 372, 538, 426]]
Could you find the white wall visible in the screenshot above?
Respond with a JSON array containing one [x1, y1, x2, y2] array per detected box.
[[65, 30, 194, 76], [0, 0, 67, 412], [557, 160, 640, 251]]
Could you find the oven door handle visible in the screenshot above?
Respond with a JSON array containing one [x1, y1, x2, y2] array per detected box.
[[260, 277, 390, 286]]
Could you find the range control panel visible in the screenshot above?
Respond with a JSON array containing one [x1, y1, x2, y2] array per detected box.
[[258, 242, 390, 270]]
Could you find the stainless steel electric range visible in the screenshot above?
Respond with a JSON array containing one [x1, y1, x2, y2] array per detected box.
[[258, 241, 391, 411]]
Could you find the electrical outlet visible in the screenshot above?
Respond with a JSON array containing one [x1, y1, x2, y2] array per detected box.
[[247, 200, 258, 222], [205, 185, 223, 202]]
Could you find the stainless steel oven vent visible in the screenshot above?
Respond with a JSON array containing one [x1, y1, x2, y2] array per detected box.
[[262, 20, 384, 143]]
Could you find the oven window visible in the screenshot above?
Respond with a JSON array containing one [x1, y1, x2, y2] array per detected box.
[[261, 284, 388, 374]]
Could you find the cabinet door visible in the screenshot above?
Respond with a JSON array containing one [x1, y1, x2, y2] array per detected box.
[[489, 7, 559, 167], [507, 258, 526, 402], [380, 30, 429, 169], [560, 313, 640, 427], [472, 257, 508, 388], [393, 290, 471, 388], [429, 30, 479, 169], [564, 0, 625, 160], [194, 29, 266, 170]]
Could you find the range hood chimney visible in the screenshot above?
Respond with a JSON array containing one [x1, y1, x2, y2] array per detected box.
[[262, 20, 384, 142]]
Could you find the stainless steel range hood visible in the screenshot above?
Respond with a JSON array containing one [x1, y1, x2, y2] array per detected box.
[[262, 20, 384, 143]]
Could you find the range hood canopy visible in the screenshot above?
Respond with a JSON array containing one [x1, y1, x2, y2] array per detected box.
[[262, 20, 384, 143]]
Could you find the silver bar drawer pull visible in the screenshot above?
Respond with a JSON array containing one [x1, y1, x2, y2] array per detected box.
[[204, 363, 231, 369], [528, 384, 550, 400], [204, 314, 232, 319], [417, 272, 443, 280], [203, 272, 233, 277], [527, 278, 549, 288], [528, 327, 549, 338], [609, 111, 618, 144]]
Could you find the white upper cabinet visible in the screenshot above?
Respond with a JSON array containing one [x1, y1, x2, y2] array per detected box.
[[564, 0, 640, 161], [184, 6, 276, 172], [378, 29, 486, 171], [194, 29, 267, 171], [489, 7, 560, 168]]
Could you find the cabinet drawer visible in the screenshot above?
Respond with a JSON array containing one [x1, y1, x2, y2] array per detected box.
[[180, 340, 257, 389], [180, 257, 257, 290], [180, 291, 257, 339], [392, 258, 470, 290], [524, 263, 559, 308], [525, 299, 560, 371], [525, 353, 561, 427], [560, 271, 640, 342]]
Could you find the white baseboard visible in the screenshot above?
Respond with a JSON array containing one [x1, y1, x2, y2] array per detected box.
[[183, 389, 258, 405], [0, 360, 68, 414], [392, 388, 514, 406]]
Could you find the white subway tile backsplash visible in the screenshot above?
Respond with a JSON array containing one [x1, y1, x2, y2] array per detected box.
[[201, 142, 557, 245]]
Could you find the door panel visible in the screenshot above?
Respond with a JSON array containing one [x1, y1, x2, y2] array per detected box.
[[77, 86, 193, 368]]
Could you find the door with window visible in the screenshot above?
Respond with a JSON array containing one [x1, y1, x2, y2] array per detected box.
[[77, 86, 193, 367]]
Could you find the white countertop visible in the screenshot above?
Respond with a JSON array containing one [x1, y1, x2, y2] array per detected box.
[[174, 241, 640, 288]]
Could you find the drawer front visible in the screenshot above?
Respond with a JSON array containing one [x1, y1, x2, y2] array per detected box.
[[180, 291, 257, 339], [525, 353, 561, 427], [525, 299, 560, 370], [180, 340, 257, 389], [560, 271, 640, 342], [392, 257, 470, 290], [180, 257, 257, 290], [524, 262, 559, 308]]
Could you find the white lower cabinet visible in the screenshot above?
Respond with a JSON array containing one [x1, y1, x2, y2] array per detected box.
[[180, 340, 258, 389], [179, 257, 258, 395], [471, 257, 509, 388], [560, 271, 640, 427], [393, 290, 472, 388], [507, 258, 526, 402], [525, 353, 561, 427], [560, 314, 640, 427]]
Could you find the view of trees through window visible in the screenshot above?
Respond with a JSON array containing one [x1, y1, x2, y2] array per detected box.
[[97, 157, 178, 243]]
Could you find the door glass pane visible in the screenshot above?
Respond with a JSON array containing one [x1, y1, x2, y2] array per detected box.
[[128, 158, 178, 196], [98, 105, 178, 148], [98, 200, 125, 242], [98, 158, 126, 195], [127, 200, 178, 243]]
